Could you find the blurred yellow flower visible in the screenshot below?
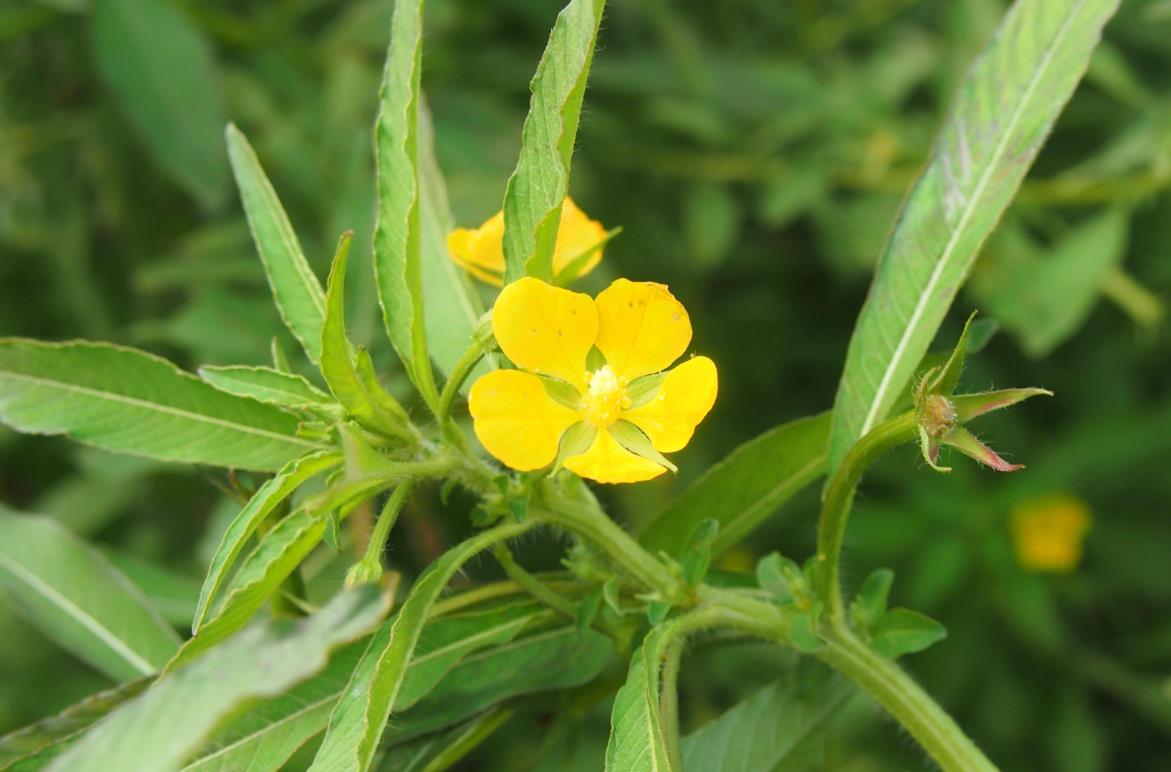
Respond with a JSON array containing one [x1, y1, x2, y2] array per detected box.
[[446, 197, 607, 286], [468, 277, 717, 484], [1010, 494, 1092, 573]]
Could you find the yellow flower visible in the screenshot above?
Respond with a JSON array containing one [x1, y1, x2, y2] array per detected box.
[[446, 197, 607, 285], [1009, 494, 1092, 573], [468, 277, 717, 484]]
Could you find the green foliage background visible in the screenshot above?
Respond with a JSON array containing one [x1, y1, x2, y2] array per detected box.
[[1, 0, 1169, 769]]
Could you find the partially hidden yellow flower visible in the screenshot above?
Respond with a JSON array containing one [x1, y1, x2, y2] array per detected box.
[[1009, 494, 1092, 573], [468, 277, 717, 484], [446, 197, 607, 285]]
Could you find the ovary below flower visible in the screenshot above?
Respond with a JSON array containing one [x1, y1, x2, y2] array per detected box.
[[468, 277, 717, 484], [446, 197, 607, 286], [1010, 494, 1092, 573]]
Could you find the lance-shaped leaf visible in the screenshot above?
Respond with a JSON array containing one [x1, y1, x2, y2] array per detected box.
[[0, 340, 320, 471], [681, 668, 853, 772], [639, 413, 830, 558], [92, 0, 227, 209], [827, 0, 1121, 475], [0, 678, 149, 770], [193, 450, 341, 634], [322, 232, 385, 424], [953, 388, 1054, 422], [604, 624, 678, 771], [502, 0, 606, 282], [47, 587, 388, 772], [310, 520, 537, 772], [227, 124, 327, 365], [199, 365, 333, 411], [0, 509, 179, 681], [418, 98, 493, 385], [372, 0, 438, 407], [172, 508, 329, 669]]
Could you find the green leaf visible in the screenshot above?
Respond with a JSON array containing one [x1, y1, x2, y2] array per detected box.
[[47, 587, 388, 772], [226, 124, 328, 365], [193, 450, 341, 634], [680, 519, 718, 587], [870, 607, 948, 659], [104, 550, 202, 628], [851, 568, 894, 632], [321, 231, 385, 426], [979, 208, 1130, 357], [91, 0, 227, 209], [639, 413, 830, 557], [379, 709, 511, 772], [0, 678, 149, 770], [0, 339, 320, 471], [680, 668, 853, 772], [603, 626, 675, 771], [310, 520, 538, 771], [418, 97, 492, 384], [827, 0, 1121, 475], [755, 552, 801, 604], [372, 0, 438, 407], [173, 508, 329, 669], [502, 0, 606, 282], [0, 508, 179, 681], [199, 365, 333, 411]]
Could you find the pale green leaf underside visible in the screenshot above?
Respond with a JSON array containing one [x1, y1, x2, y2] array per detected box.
[[639, 412, 830, 558], [47, 587, 387, 772], [0, 508, 180, 682], [827, 0, 1121, 474], [227, 124, 328, 365], [502, 0, 606, 282], [0, 339, 319, 471], [604, 626, 674, 772], [91, 0, 227, 209]]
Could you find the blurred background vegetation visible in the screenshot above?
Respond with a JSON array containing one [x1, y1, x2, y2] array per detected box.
[[2, 0, 1170, 769]]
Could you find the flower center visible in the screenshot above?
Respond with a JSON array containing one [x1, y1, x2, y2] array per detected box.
[[581, 365, 629, 428]]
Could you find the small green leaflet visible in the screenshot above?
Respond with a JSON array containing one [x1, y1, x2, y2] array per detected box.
[[91, 0, 227, 209], [310, 520, 537, 772], [0, 508, 179, 682], [827, 0, 1121, 474], [226, 124, 328, 365], [47, 587, 388, 772], [502, 0, 606, 282], [371, 0, 438, 408], [192, 450, 341, 634], [0, 339, 320, 471]]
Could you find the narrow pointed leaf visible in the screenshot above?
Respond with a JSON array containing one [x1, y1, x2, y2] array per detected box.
[[227, 124, 328, 364], [321, 231, 383, 425], [603, 625, 676, 771], [639, 413, 830, 557], [932, 311, 979, 396], [193, 450, 341, 634], [953, 387, 1053, 422], [827, 0, 1121, 474], [310, 520, 537, 772], [199, 365, 332, 410], [0, 340, 320, 471], [681, 669, 853, 772], [502, 0, 607, 282], [0, 509, 180, 681], [47, 587, 388, 772], [372, 0, 437, 407]]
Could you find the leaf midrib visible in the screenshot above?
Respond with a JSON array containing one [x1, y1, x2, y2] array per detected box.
[[857, 0, 1087, 438]]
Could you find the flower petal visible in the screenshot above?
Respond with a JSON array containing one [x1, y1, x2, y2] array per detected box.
[[447, 211, 505, 285], [492, 277, 596, 390], [594, 279, 691, 381], [623, 356, 717, 453], [564, 428, 666, 484], [551, 197, 607, 280], [469, 370, 581, 471]]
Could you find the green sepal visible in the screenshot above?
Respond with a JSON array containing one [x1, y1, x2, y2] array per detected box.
[[871, 608, 947, 659], [787, 604, 824, 653], [541, 376, 583, 411], [646, 600, 671, 626], [850, 568, 894, 634], [609, 421, 678, 473], [509, 495, 529, 524], [603, 577, 627, 617], [553, 421, 596, 471], [576, 587, 603, 633], [625, 371, 667, 409]]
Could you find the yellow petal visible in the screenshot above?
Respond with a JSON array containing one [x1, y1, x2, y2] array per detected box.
[[594, 279, 692, 381], [551, 197, 607, 279], [623, 356, 717, 453], [564, 428, 666, 484], [447, 212, 505, 286], [492, 277, 596, 390], [468, 370, 581, 471]]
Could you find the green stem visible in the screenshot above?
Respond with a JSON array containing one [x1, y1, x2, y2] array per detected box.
[[436, 325, 494, 424], [818, 629, 996, 772], [346, 483, 413, 586], [816, 411, 917, 621], [539, 483, 681, 599], [492, 543, 578, 620]]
